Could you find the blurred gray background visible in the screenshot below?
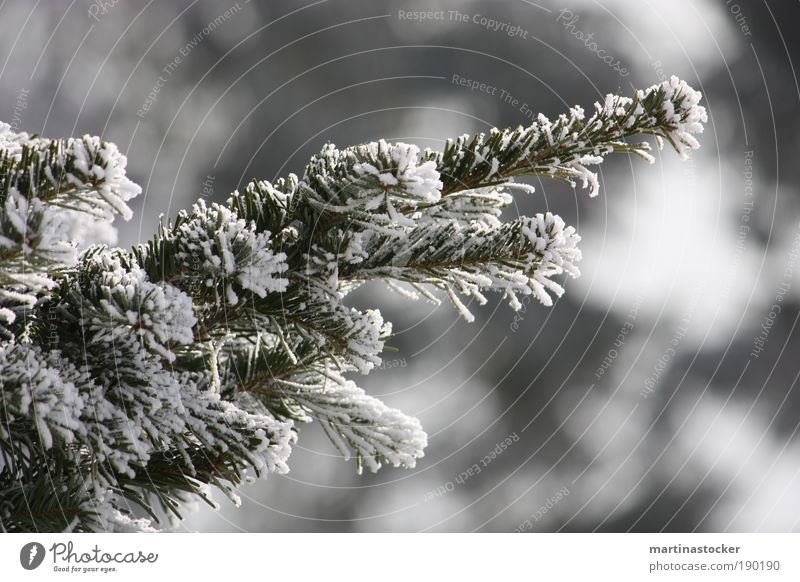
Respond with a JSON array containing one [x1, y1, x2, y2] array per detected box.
[[3, 0, 799, 532]]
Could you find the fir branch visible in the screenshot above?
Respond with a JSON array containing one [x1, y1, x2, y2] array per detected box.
[[428, 75, 707, 198], [0, 76, 706, 531]]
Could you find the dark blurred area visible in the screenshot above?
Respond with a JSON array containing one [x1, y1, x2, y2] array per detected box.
[[2, 0, 799, 531]]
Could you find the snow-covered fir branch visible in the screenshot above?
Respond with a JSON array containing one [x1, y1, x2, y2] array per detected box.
[[0, 77, 705, 532], [0, 123, 140, 334]]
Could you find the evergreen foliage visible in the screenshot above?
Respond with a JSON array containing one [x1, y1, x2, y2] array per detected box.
[[0, 77, 706, 531]]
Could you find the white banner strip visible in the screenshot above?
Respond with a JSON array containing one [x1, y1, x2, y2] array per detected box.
[[1, 533, 798, 581]]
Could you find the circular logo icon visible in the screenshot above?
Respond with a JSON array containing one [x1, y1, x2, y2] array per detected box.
[[20, 542, 46, 570]]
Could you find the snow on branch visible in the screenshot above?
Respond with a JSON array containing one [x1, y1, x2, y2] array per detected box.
[[0, 77, 705, 532]]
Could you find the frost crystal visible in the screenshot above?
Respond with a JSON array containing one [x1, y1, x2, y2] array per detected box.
[[521, 212, 582, 306], [275, 370, 426, 474], [0, 344, 85, 449], [83, 252, 197, 361], [174, 200, 289, 305], [649, 75, 708, 159]]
